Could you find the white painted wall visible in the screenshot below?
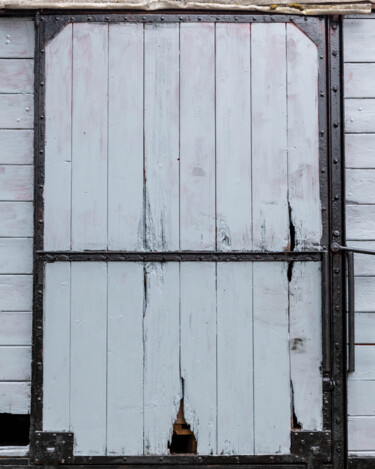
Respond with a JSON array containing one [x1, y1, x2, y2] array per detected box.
[[344, 16, 375, 455], [0, 18, 34, 415]]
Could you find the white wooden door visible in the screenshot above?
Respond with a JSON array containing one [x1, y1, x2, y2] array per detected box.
[[40, 17, 325, 458]]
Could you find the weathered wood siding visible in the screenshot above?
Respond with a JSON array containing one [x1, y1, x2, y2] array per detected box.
[[344, 17, 375, 454], [0, 18, 34, 415], [44, 22, 322, 253], [43, 260, 322, 456]]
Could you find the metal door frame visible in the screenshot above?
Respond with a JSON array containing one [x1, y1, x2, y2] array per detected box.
[[24, 12, 346, 469]]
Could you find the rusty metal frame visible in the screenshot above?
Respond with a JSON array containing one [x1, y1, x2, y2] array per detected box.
[[25, 11, 345, 469]]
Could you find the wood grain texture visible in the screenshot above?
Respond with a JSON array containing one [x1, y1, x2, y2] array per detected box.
[[252, 24, 289, 251], [180, 23, 215, 251], [345, 99, 375, 133], [217, 262, 253, 455], [0, 274, 32, 311], [0, 382, 30, 414], [346, 205, 375, 241], [180, 262, 216, 454], [0, 165, 33, 201], [253, 262, 290, 454], [71, 23, 108, 250], [0, 59, 33, 93], [107, 262, 143, 455], [345, 63, 375, 99], [143, 262, 181, 455], [348, 380, 375, 415], [0, 312, 31, 345], [346, 134, 375, 169], [0, 238, 32, 274], [344, 19, 375, 63], [0, 19, 34, 58], [289, 262, 322, 431], [108, 24, 144, 251], [0, 94, 33, 129], [216, 23, 252, 251], [43, 263, 71, 432], [70, 262, 107, 455], [0, 346, 30, 380], [348, 417, 375, 451], [44, 23, 72, 251], [144, 24, 179, 251], [346, 169, 375, 204], [287, 24, 321, 250], [0, 130, 33, 165]]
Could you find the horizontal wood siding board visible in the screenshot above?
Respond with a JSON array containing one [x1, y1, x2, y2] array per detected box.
[[344, 19, 375, 63], [348, 380, 375, 416], [0, 59, 33, 93], [346, 169, 375, 204], [346, 205, 375, 241], [0, 238, 32, 274], [0, 94, 33, 129], [349, 242, 375, 276], [0, 130, 33, 165], [348, 417, 375, 451], [346, 134, 375, 169], [0, 202, 33, 237], [355, 313, 375, 344], [0, 19, 34, 58], [0, 274, 32, 311], [345, 99, 375, 134], [349, 346, 375, 380], [0, 381, 30, 414], [0, 165, 33, 201], [0, 312, 32, 346], [0, 346, 31, 381]]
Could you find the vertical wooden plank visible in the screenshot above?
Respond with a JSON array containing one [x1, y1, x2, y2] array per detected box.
[[251, 24, 289, 251], [253, 262, 290, 454], [108, 24, 144, 251], [217, 262, 253, 455], [143, 262, 181, 454], [107, 262, 143, 455], [144, 24, 179, 251], [216, 23, 252, 251], [180, 262, 216, 454], [45, 24, 72, 251], [70, 262, 107, 455], [287, 24, 321, 250], [180, 23, 215, 250], [290, 262, 323, 431], [43, 263, 71, 431], [71, 24, 108, 250]]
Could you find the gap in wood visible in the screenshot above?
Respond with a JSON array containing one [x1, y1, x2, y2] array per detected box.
[[0, 414, 29, 445], [168, 400, 197, 454]]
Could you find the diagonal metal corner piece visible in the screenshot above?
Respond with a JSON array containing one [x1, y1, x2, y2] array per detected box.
[[34, 431, 74, 465]]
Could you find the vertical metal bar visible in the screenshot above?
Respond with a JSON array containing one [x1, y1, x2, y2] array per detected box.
[[322, 251, 331, 372], [348, 251, 355, 372]]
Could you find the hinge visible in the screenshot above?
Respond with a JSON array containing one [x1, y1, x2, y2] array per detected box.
[[34, 431, 74, 465]]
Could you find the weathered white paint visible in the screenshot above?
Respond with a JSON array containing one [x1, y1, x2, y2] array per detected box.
[[143, 262, 181, 454], [216, 23, 252, 251], [217, 262, 253, 455], [0, 165, 33, 201], [345, 99, 375, 133], [252, 24, 289, 251], [0, 19, 34, 58], [43, 263, 71, 432], [108, 23, 144, 251], [0, 312, 31, 345], [144, 24, 179, 251], [348, 380, 375, 415], [345, 63, 375, 98], [344, 19, 375, 63], [70, 262, 107, 455], [289, 262, 322, 430], [0, 238, 32, 274], [0, 382, 30, 414], [71, 24, 108, 250], [180, 23, 215, 251], [348, 417, 375, 451], [354, 277, 375, 312], [346, 134, 375, 169], [346, 205, 375, 240], [0, 274, 32, 311], [0, 94, 33, 129], [44, 23, 72, 251], [0, 346, 31, 380], [287, 24, 321, 250], [0, 130, 33, 165], [349, 346, 375, 380], [107, 262, 143, 455], [180, 262, 216, 454], [0, 202, 33, 237], [346, 169, 375, 204], [355, 313, 375, 344], [0, 59, 33, 93], [253, 262, 290, 454]]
